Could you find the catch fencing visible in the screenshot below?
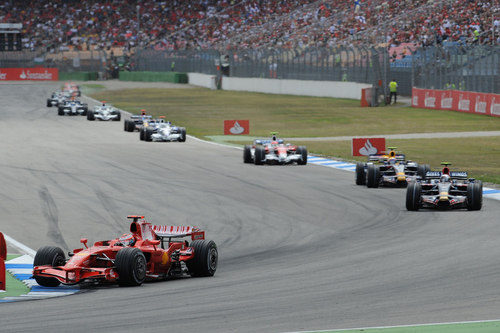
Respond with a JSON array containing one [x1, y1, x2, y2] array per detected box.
[[1, 44, 498, 96]]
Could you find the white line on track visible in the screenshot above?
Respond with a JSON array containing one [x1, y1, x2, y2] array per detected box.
[[3, 234, 36, 257], [280, 318, 500, 333]]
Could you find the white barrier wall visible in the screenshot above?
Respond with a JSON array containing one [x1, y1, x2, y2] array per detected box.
[[188, 73, 215, 89], [188, 73, 371, 100]]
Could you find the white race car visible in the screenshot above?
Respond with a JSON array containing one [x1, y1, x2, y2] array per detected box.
[[87, 103, 121, 121], [57, 100, 88, 116], [47, 92, 71, 107], [143, 122, 186, 142]]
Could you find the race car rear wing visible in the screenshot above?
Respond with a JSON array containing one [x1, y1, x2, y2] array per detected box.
[[152, 225, 205, 241], [425, 171, 468, 179]]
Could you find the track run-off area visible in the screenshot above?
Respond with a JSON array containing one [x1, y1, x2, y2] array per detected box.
[[1, 81, 500, 333]]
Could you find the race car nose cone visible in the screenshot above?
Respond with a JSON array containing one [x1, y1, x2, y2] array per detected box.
[[439, 192, 449, 201]]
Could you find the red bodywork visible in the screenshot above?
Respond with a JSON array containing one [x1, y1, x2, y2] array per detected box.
[[33, 216, 205, 285], [253, 142, 298, 156]]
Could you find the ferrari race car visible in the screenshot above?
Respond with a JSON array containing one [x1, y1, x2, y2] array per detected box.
[[124, 109, 153, 132], [57, 99, 88, 116], [406, 163, 482, 211], [243, 133, 307, 165], [87, 102, 121, 121], [141, 120, 187, 142], [355, 147, 430, 187], [32, 215, 218, 287], [47, 91, 71, 107]]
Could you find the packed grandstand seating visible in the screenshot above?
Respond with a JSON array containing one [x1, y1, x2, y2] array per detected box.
[[0, 0, 498, 54]]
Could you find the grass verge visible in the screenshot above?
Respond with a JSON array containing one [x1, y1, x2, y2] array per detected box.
[[90, 88, 500, 138], [90, 87, 500, 184], [0, 254, 30, 299], [315, 320, 500, 333]]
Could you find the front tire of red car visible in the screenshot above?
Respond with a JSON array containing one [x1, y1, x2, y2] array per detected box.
[[115, 247, 147, 287], [34, 246, 66, 287], [186, 240, 218, 277]]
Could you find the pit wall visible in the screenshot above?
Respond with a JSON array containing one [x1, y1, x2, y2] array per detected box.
[[412, 87, 500, 117], [188, 73, 371, 100]]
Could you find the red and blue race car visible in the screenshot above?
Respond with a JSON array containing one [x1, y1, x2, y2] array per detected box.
[[32, 216, 218, 287]]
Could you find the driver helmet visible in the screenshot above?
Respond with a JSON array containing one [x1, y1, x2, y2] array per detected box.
[[141, 109, 146, 116], [118, 234, 136, 247], [440, 174, 451, 183]]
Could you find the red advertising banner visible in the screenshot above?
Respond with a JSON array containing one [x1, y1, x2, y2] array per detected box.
[[224, 120, 249, 135], [0, 68, 59, 81], [352, 138, 386, 156], [412, 87, 500, 117]]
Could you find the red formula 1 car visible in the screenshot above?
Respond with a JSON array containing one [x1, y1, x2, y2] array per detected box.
[[32, 216, 218, 287]]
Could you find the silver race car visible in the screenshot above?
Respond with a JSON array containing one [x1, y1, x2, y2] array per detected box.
[[87, 102, 121, 121], [142, 121, 186, 142], [47, 92, 71, 107], [57, 99, 88, 116], [406, 163, 482, 211]]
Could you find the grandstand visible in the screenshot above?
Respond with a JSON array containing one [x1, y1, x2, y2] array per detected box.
[[0, 0, 497, 53], [0, 0, 498, 95]]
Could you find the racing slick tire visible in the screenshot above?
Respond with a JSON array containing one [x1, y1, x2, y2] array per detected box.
[[417, 164, 431, 179], [466, 180, 483, 211], [366, 164, 381, 188], [57, 107, 64, 116], [139, 128, 146, 141], [186, 240, 218, 277], [406, 182, 422, 211], [145, 128, 154, 142], [243, 145, 253, 163], [33, 246, 66, 287], [46, 99, 51, 107], [355, 162, 366, 185], [254, 146, 265, 165], [113, 112, 121, 121], [87, 111, 95, 121], [115, 247, 147, 287], [179, 127, 187, 142], [297, 146, 308, 165], [124, 120, 135, 132]]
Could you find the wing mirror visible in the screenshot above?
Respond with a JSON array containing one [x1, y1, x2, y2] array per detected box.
[[80, 238, 88, 248]]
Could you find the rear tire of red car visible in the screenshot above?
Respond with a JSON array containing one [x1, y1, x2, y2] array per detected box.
[[366, 164, 380, 188], [355, 162, 366, 185], [186, 240, 218, 277], [115, 247, 147, 287], [297, 146, 307, 165], [243, 145, 252, 163], [33, 246, 66, 287], [466, 181, 483, 211], [406, 182, 421, 211]]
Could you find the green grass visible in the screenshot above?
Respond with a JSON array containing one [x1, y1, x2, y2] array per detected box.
[[81, 84, 106, 95], [314, 320, 500, 333], [90, 88, 500, 138], [0, 254, 30, 299], [90, 87, 500, 184]]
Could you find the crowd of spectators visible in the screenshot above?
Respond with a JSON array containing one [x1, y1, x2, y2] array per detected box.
[[0, 0, 498, 54]]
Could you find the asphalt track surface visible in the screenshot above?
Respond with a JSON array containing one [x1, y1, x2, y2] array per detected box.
[[1, 82, 500, 333]]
